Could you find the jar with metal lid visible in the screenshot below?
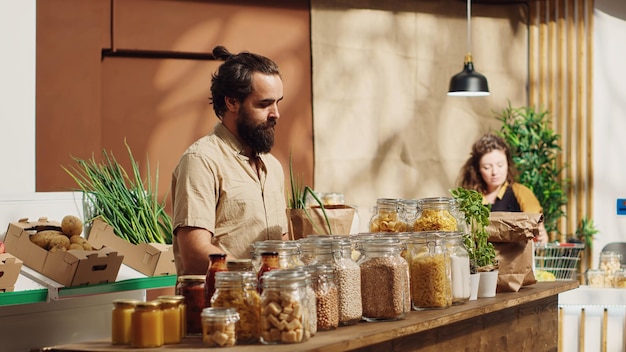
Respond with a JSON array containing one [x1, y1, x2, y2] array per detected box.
[[205, 253, 228, 307], [442, 232, 470, 304], [131, 300, 164, 348], [157, 295, 186, 337], [201, 307, 240, 347], [260, 270, 309, 344], [175, 275, 206, 335], [369, 198, 404, 232], [159, 297, 183, 344], [413, 197, 459, 231], [329, 237, 362, 326], [358, 237, 409, 321], [111, 299, 139, 345], [211, 271, 261, 344], [251, 240, 303, 272], [309, 264, 339, 331], [398, 199, 418, 231], [407, 232, 452, 310]]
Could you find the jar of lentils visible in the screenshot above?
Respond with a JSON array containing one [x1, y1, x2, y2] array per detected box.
[[330, 237, 362, 326], [358, 237, 409, 321]]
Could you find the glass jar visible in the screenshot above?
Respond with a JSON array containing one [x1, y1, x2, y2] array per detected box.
[[251, 240, 303, 272], [159, 298, 183, 344], [259, 270, 309, 344], [301, 237, 334, 266], [257, 251, 280, 293], [201, 307, 240, 347], [358, 237, 409, 321], [310, 264, 339, 331], [413, 197, 459, 231], [614, 269, 626, 288], [586, 269, 606, 287], [330, 237, 362, 326], [442, 232, 470, 305], [205, 253, 228, 307], [157, 295, 186, 337], [407, 232, 452, 310], [398, 199, 418, 231], [227, 259, 253, 272], [211, 271, 262, 344], [369, 198, 405, 232], [111, 299, 139, 345], [599, 251, 622, 287], [130, 300, 164, 348], [175, 275, 206, 335]]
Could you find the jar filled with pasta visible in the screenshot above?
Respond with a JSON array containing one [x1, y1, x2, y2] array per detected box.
[[599, 251, 622, 287], [369, 198, 405, 232], [407, 232, 452, 310], [211, 271, 261, 344], [442, 232, 470, 304], [413, 197, 459, 231], [252, 240, 303, 272], [330, 237, 362, 326], [358, 237, 409, 321], [260, 270, 310, 344]]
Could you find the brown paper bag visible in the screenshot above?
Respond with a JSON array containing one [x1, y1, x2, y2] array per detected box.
[[287, 205, 355, 240], [487, 212, 543, 292]]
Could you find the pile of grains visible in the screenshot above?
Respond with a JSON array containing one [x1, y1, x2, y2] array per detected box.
[[314, 283, 338, 330], [360, 256, 408, 320], [333, 262, 362, 325]]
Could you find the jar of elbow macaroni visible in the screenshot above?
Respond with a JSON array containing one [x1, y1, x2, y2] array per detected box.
[[370, 198, 405, 232], [210, 271, 261, 344], [201, 307, 240, 347], [413, 197, 459, 231]]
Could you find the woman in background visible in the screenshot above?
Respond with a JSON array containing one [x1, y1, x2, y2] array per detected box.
[[458, 133, 549, 243]]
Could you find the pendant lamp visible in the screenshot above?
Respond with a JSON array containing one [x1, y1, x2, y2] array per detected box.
[[447, 0, 490, 97]]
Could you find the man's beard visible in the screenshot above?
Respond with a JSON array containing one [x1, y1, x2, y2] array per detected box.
[[236, 108, 276, 154]]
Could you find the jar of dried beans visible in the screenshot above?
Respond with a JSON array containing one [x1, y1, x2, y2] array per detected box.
[[407, 232, 452, 310], [310, 264, 339, 330], [210, 271, 261, 344], [330, 237, 362, 326], [369, 198, 405, 232], [413, 197, 459, 231], [260, 270, 309, 344], [358, 237, 409, 321]]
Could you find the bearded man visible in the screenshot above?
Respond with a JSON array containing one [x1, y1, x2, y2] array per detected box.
[[171, 46, 288, 275]]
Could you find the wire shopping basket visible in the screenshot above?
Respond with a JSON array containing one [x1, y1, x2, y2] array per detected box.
[[534, 242, 585, 281]]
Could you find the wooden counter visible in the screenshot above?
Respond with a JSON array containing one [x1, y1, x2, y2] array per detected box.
[[42, 281, 577, 352]]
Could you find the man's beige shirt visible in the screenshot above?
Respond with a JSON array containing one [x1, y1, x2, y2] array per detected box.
[[171, 123, 287, 274]]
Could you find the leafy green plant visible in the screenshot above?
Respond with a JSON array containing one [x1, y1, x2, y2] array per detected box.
[[288, 153, 332, 235], [496, 103, 568, 237], [63, 141, 172, 245], [450, 187, 497, 272], [575, 217, 599, 250]]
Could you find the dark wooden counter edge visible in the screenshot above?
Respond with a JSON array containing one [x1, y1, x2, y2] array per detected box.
[[41, 281, 578, 352]]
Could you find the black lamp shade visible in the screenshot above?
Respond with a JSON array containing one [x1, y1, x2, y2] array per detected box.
[[447, 61, 490, 97]]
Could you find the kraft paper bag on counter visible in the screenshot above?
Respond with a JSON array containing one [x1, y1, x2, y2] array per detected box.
[[287, 205, 355, 240], [487, 212, 543, 292]]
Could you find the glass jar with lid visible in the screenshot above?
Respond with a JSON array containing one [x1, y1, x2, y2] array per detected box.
[[407, 232, 452, 310], [441, 231, 470, 304], [272, 266, 317, 338], [175, 275, 206, 335], [131, 300, 164, 348], [398, 198, 418, 231], [111, 299, 140, 345], [211, 271, 261, 344], [614, 269, 626, 288], [201, 307, 240, 347], [369, 198, 405, 232], [358, 237, 409, 321], [599, 251, 622, 287], [309, 264, 339, 331], [251, 240, 303, 272], [329, 237, 362, 326], [205, 253, 228, 307], [157, 295, 186, 337], [586, 269, 606, 287], [298, 237, 334, 266], [227, 259, 253, 272], [159, 297, 183, 344], [413, 197, 459, 231], [260, 270, 310, 344]]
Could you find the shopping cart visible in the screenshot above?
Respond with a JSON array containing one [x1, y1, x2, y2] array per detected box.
[[534, 242, 585, 281]]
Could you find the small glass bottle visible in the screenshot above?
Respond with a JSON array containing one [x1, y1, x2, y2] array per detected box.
[[413, 197, 459, 231], [407, 232, 452, 310], [159, 298, 183, 344], [211, 271, 262, 344], [257, 251, 280, 293], [369, 198, 403, 232], [201, 307, 240, 347], [358, 237, 409, 321], [111, 299, 139, 345], [175, 275, 206, 335], [205, 253, 228, 307], [310, 264, 339, 331], [130, 300, 164, 348], [330, 237, 362, 326]]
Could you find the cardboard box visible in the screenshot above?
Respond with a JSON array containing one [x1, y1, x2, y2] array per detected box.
[[87, 218, 175, 277], [0, 253, 23, 292], [4, 218, 124, 287]]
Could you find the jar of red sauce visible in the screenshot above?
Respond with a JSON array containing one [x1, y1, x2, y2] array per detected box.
[[205, 253, 228, 306], [176, 275, 206, 335]]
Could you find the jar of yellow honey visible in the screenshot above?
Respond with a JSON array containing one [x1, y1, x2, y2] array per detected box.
[[157, 295, 186, 337], [111, 299, 140, 345], [130, 300, 164, 348], [159, 298, 183, 344]]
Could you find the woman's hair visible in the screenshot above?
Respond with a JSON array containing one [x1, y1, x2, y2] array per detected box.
[[457, 133, 517, 193], [210, 46, 281, 119]]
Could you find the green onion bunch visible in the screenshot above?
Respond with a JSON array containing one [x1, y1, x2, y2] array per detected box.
[[63, 141, 173, 245]]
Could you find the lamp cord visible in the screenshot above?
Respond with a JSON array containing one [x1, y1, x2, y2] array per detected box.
[[467, 0, 472, 55]]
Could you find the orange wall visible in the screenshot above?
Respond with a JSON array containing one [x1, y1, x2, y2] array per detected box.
[[36, 0, 313, 211]]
